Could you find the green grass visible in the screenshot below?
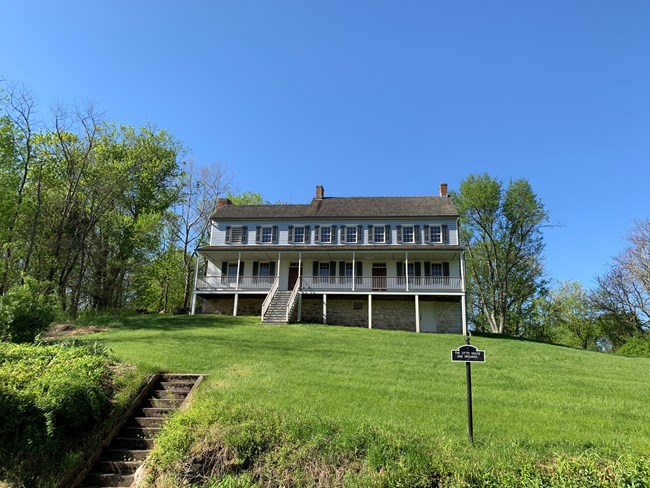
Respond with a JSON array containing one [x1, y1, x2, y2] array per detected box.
[[82, 315, 650, 486]]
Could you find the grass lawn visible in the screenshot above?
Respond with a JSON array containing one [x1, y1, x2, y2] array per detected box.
[[82, 314, 650, 485]]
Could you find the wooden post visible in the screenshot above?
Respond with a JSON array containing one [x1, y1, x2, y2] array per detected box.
[[415, 295, 420, 333], [323, 294, 327, 324], [368, 294, 372, 329], [233, 293, 239, 316]]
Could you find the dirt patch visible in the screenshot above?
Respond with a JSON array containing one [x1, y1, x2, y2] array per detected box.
[[44, 323, 108, 339]]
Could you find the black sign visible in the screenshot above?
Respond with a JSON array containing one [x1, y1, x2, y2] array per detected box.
[[451, 344, 486, 362]]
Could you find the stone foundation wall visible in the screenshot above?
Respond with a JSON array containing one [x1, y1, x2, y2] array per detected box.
[[301, 297, 368, 327], [433, 301, 462, 333], [201, 296, 264, 316], [372, 300, 416, 332]]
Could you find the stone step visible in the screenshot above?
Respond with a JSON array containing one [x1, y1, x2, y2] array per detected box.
[[144, 397, 184, 408], [157, 380, 195, 390], [83, 472, 134, 487], [94, 460, 140, 474], [122, 426, 161, 439], [140, 406, 174, 417], [160, 373, 202, 381], [151, 388, 190, 399], [103, 448, 151, 461], [128, 416, 165, 428], [111, 436, 155, 450]]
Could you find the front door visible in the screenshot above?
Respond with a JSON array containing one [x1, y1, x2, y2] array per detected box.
[[372, 264, 387, 291], [288, 263, 301, 289], [420, 302, 436, 332]]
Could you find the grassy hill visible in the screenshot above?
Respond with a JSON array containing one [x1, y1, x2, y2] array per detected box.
[[82, 314, 650, 486]]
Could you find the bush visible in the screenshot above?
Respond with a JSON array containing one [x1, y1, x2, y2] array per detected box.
[[0, 278, 57, 343], [0, 341, 114, 484], [617, 335, 650, 358]]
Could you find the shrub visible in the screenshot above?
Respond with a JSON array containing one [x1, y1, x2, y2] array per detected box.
[[0, 341, 114, 484], [616, 334, 650, 358], [0, 278, 57, 343]]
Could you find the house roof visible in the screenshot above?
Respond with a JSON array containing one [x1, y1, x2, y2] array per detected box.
[[212, 196, 459, 221]]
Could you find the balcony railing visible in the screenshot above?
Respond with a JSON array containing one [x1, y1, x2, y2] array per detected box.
[[196, 275, 462, 292]]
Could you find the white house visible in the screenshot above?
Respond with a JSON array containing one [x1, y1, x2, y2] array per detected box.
[[191, 184, 467, 334]]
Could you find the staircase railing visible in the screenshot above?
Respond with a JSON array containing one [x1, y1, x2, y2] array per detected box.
[[261, 277, 280, 320], [285, 277, 301, 322]]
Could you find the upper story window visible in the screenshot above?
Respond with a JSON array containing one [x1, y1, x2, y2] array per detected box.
[[346, 226, 357, 243], [374, 226, 385, 243], [431, 226, 442, 243], [293, 226, 305, 243], [320, 226, 332, 243], [402, 226, 415, 243], [255, 225, 278, 244], [225, 226, 248, 244]]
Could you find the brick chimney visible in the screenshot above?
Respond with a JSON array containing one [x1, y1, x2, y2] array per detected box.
[[315, 185, 325, 200], [439, 183, 448, 198], [217, 198, 233, 208]]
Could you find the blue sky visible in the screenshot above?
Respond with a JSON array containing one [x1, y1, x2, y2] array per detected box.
[[2, 1, 649, 288]]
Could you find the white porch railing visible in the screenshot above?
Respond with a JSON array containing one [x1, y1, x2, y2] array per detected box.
[[196, 275, 276, 291], [196, 275, 462, 293], [301, 276, 462, 292]]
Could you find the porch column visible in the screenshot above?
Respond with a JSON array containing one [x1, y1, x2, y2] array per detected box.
[[368, 294, 372, 329], [233, 293, 239, 316], [461, 294, 468, 336], [191, 253, 200, 315], [405, 252, 409, 291], [235, 252, 241, 290], [323, 294, 327, 324], [460, 250, 466, 292], [415, 294, 420, 333], [277, 252, 282, 287], [352, 252, 356, 291], [298, 294, 302, 321]]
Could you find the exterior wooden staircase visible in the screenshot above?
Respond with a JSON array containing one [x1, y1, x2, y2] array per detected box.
[[74, 373, 203, 488], [262, 290, 294, 323]]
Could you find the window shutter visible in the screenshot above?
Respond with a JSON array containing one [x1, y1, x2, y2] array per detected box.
[[443, 262, 450, 277], [225, 226, 232, 244], [329, 261, 336, 276], [241, 226, 248, 244], [270, 261, 276, 276], [272, 226, 278, 244], [368, 225, 374, 243], [252, 261, 259, 277], [288, 225, 294, 244], [255, 226, 262, 244], [415, 225, 421, 244], [340, 225, 346, 243], [415, 262, 422, 277], [356, 261, 363, 276], [239, 263, 245, 277], [424, 261, 431, 277], [385, 225, 392, 243], [424, 225, 430, 243], [357, 225, 364, 244], [339, 261, 345, 276], [313, 261, 319, 276], [442, 224, 449, 244], [332, 225, 337, 244], [305, 225, 311, 243], [396, 225, 402, 244], [315, 225, 321, 244], [396, 262, 404, 277], [221, 261, 228, 274]]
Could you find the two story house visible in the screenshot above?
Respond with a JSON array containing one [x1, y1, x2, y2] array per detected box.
[[191, 184, 467, 334]]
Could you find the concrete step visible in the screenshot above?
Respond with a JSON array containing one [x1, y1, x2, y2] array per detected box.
[[157, 380, 195, 390], [122, 426, 161, 439], [111, 437, 155, 450], [140, 406, 174, 417], [94, 460, 140, 474], [128, 416, 165, 428], [103, 448, 151, 461], [151, 388, 190, 399], [144, 397, 184, 408]]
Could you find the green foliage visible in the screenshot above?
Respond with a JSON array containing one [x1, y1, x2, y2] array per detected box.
[[0, 341, 115, 484], [228, 191, 265, 205], [452, 173, 549, 335], [617, 334, 650, 358], [0, 278, 57, 342]]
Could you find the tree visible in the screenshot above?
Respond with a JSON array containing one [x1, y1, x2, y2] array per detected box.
[[170, 159, 232, 309], [452, 174, 549, 334], [593, 219, 650, 339], [549, 281, 600, 350]]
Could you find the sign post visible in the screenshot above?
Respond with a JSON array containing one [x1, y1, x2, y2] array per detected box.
[[451, 335, 485, 444]]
